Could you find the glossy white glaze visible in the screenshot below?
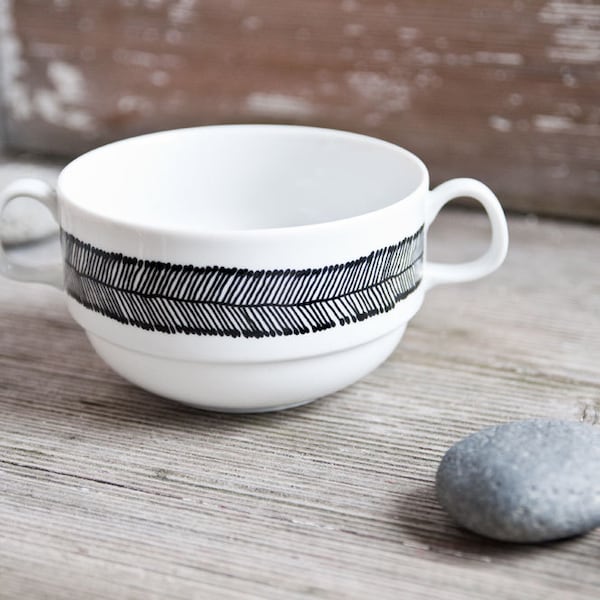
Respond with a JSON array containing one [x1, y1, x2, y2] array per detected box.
[[0, 125, 508, 411]]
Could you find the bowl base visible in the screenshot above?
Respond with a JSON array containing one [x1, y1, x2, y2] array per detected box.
[[87, 326, 406, 412]]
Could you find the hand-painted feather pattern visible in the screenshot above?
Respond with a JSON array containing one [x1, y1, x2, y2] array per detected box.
[[61, 227, 424, 338]]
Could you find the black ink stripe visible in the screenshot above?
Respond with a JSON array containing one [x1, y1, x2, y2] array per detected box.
[[61, 227, 424, 338]]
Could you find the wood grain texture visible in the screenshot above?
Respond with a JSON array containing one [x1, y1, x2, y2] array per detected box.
[[1, 0, 599, 221], [1, 196, 600, 597]]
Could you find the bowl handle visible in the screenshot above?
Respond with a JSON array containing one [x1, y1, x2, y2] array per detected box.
[[0, 178, 63, 289], [422, 178, 509, 291]]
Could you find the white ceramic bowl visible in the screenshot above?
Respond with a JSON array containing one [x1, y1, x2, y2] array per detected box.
[[0, 125, 508, 411]]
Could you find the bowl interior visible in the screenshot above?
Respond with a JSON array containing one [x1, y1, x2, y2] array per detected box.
[[59, 125, 426, 233]]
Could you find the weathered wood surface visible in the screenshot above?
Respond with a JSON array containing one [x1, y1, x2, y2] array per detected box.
[[1, 0, 599, 221], [1, 170, 600, 596]]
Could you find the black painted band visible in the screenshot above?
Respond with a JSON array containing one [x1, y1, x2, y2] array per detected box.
[[61, 227, 424, 339]]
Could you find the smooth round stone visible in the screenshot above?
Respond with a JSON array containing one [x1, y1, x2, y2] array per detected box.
[[436, 419, 600, 543]]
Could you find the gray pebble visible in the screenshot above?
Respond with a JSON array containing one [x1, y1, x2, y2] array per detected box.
[[436, 419, 600, 543]]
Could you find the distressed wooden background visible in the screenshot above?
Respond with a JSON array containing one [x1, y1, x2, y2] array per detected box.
[[0, 0, 599, 220]]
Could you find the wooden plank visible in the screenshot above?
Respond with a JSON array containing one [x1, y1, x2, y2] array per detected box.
[[1, 0, 599, 221], [1, 204, 599, 598]]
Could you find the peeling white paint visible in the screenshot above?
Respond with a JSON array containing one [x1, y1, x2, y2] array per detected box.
[[30, 61, 97, 132], [29, 42, 67, 59], [557, 101, 582, 117], [344, 23, 366, 37], [553, 26, 600, 48], [33, 89, 94, 131], [413, 49, 524, 69], [539, 1, 600, 64], [168, 0, 198, 26], [509, 93, 523, 106], [0, 2, 97, 134], [118, 94, 155, 116], [397, 27, 419, 44], [411, 47, 441, 66], [561, 71, 577, 87], [47, 61, 86, 103], [443, 53, 473, 67], [340, 0, 360, 13], [547, 46, 600, 63], [241, 15, 263, 31], [245, 93, 316, 118], [0, 0, 34, 120], [150, 69, 170, 86], [489, 115, 513, 133], [113, 48, 182, 69], [346, 71, 411, 111], [534, 114, 600, 135], [538, 1, 600, 25], [364, 112, 384, 127], [474, 51, 524, 66], [414, 68, 442, 90], [534, 114, 575, 133]]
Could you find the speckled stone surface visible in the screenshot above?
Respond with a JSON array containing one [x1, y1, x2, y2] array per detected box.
[[436, 419, 600, 543]]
